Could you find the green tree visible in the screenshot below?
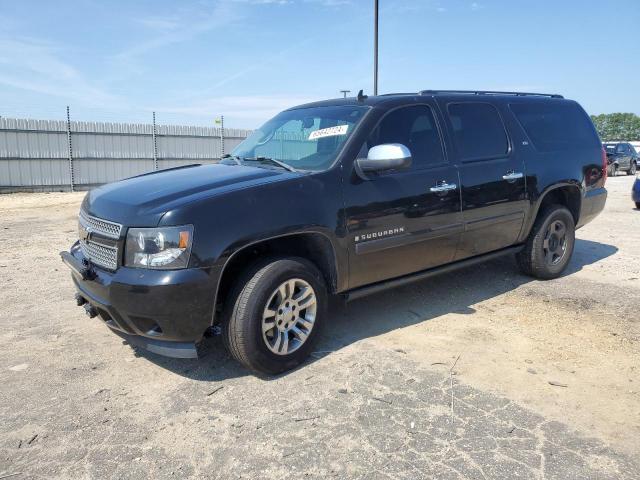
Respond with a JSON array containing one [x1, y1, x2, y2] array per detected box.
[[590, 113, 640, 141]]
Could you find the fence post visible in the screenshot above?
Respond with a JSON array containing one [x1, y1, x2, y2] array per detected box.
[[66, 106, 74, 192], [220, 115, 225, 158], [152, 111, 158, 171]]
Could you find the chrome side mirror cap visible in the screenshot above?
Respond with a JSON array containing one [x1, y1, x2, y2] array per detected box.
[[355, 144, 412, 179]]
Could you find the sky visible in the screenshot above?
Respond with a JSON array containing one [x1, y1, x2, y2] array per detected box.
[[0, 0, 638, 128]]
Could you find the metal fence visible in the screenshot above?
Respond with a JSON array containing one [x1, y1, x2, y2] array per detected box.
[[0, 115, 252, 192]]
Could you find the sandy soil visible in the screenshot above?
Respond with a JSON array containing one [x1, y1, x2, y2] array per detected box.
[[0, 175, 638, 479]]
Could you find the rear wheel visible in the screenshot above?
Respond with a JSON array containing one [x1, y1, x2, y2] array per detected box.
[[635, 202, 640, 210], [628, 162, 637, 175], [223, 257, 327, 375], [516, 205, 575, 279], [609, 164, 617, 176]]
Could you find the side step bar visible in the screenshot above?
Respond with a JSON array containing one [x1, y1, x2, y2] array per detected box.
[[344, 245, 523, 302]]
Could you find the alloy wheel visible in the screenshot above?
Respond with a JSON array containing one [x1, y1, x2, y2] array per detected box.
[[261, 278, 317, 355], [542, 219, 568, 266]]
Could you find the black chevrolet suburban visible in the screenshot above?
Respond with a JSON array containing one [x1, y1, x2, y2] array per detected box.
[[61, 90, 607, 374]]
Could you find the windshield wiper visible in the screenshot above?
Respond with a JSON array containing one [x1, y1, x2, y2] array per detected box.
[[243, 156, 297, 173]]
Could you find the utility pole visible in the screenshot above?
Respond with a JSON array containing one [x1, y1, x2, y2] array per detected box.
[[340, 90, 351, 98], [373, 0, 379, 95]]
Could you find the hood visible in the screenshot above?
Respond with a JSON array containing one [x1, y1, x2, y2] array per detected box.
[[83, 163, 296, 226]]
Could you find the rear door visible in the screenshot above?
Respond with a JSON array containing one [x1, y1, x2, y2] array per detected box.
[[437, 100, 528, 259], [343, 103, 463, 289]]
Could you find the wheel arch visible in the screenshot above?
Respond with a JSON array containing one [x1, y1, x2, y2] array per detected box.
[[523, 183, 582, 239], [212, 231, 340, 324]]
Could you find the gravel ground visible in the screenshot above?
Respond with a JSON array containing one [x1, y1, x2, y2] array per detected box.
[[0, 175, 639, 479]]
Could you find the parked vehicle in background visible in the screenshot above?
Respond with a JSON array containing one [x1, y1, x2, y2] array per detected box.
[[633, 175, 640, 209], [604, 142, 638, 176], [61, 90, 608, 374]]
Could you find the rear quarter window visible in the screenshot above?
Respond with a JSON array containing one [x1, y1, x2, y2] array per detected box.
[[509, 101, 599, 152]]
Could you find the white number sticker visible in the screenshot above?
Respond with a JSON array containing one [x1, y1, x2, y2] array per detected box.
[[308, 125, 349, 140]]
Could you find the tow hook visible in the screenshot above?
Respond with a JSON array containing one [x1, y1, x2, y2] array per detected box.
[[83, 303, 98, 318], [75, 293, 86, 306]]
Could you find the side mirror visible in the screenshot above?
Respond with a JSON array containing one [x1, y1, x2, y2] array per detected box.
[[355, 144, 412, 179]]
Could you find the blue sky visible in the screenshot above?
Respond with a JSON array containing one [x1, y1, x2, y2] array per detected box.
[[0, 0, 638, 128]]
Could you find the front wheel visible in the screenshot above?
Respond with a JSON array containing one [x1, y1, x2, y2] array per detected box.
[[635, 202, 640, 210], [609, 164, 617, 177], [223, 257, 327, 375], [628, 162, 637, 175], [516, 205, 575, 279]]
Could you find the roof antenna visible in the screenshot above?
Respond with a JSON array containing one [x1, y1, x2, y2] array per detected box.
[[357, 89, 368, 102]]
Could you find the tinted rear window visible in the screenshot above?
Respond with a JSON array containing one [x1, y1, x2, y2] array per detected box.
[[510, 101, 598, 152], [447, 103, 509, 160]]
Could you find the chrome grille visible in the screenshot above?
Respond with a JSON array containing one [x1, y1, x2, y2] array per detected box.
[[79, 210, 122, 240], [77, 210, 122, 271], [79, 240, 118, 270]]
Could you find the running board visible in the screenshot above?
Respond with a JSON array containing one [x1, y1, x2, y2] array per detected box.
[[344, 245, 524, 302]]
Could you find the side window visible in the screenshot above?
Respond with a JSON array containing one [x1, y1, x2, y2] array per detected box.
[[616, 144, 626, 153], [509, 101, 600, 152], [366, 105, 445, 169], [448, 103, 509, 160]]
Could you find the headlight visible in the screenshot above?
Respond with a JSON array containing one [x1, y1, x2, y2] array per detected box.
[[125, 225, 193, 269]]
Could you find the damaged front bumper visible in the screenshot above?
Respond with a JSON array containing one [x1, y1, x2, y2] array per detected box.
[[60, 242, 221, 359]]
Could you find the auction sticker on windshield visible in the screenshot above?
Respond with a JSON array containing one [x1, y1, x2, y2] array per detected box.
[[308, 125, 349, 140]]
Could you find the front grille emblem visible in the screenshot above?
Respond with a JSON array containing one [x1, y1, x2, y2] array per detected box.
[[79, 224, 94, 242]]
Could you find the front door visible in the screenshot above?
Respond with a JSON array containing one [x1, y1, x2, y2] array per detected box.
[[343, 103, 463, 289], [438, 101, 528, 259]]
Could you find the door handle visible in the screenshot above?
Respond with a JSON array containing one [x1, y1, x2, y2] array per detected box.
[[502, 171, 524, 181], [429, 182, 457, 193]]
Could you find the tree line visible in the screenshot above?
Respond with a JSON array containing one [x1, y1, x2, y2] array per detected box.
[[590, 113, 640, 141]]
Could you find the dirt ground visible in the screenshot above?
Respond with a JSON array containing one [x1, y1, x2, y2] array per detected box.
[[0, 175, 639, 479]]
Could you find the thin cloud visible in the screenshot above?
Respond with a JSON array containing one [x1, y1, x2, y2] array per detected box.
[[243, 0, 293, 4], [136, 16, 182, 31], [154, 94, 317, 124], [306, 0, 352, 5], [114, 2, 242, 62], [0, 36, 120, 107]]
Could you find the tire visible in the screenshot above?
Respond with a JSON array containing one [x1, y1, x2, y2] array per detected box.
[[516, 204, 575, 280], [222, 257, 327, 375], [628, 162, 637, 175], [609, 164, 617, 177], [636, 202, 640, 210]]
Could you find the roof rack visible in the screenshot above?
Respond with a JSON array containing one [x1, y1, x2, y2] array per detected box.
[[419, 90, 564, 99]]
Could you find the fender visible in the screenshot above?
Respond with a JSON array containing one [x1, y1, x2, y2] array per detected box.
[[520, 182, 583, 241], [211, 228, 344, 323]]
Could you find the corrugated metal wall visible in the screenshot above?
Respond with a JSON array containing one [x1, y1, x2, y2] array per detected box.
[[0, 117, 252, 192]]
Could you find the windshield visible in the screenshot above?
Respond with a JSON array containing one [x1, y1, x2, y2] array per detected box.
[[231, 105, 369, 171]]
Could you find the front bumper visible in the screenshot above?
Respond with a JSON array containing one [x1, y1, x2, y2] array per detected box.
[[61, 241, 221, 358]]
